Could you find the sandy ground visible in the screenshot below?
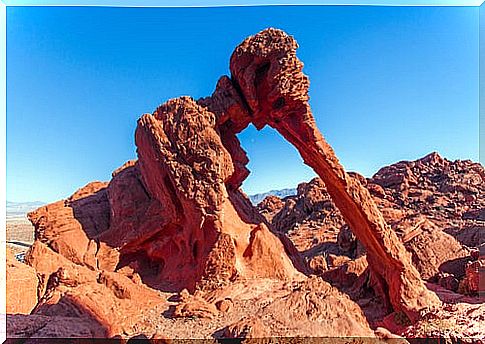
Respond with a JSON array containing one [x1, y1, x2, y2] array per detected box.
[[6, 217, 35, 257]]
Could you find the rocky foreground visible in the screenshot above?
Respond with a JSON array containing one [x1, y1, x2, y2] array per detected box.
[[6, 28, 484, 343]]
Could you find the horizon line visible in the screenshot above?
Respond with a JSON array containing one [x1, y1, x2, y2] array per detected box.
[[6, 150, 482, 204]]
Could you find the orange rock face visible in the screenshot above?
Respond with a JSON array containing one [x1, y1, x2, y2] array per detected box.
[[262, 152, 483, 290], [27, 181, 110, 268], [133, 97, 303, 291], [22, 241, 166, 338], [6, 249, 38, 314], [256, 195, 285, 222]]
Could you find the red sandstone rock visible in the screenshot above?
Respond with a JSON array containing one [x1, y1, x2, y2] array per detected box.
[[272, 178, 344, 239], [217, 276, 376, 339], [21, 52, 306, 337], [402, 218, 469, 280], [459, 258, 484, 295], [7, 313, 106, 339], [400, 302, 485, 342], [264, 152, 482, 295], [25, 241, 96, 298], [258, 276, 375, 337], [134, 96, 303, 291], [223, 316, 270, 339], [23, 241, 166, 338], [27, 181, 111, 269], [215, 298, 233, 312], [308, 255, 328, 274], [13, 28, 484, 340], [321, 255, 369, 288], [173, 291, 219, 319], [6, 249, 38, 314], [256, 195, 285, 222], [33, 265, 166, 337]]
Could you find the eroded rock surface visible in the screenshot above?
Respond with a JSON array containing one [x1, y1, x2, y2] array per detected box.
[[6, 249, 38, 315], [263, 153, 483, 295], [134, 96, 303, 291]]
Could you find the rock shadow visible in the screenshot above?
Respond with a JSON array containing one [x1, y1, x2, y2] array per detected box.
[[69, 187, 111, 240], [7, 296, 110, 340], [438, 256, 472, 280], [426, 282, 484, 305], [444, 225, 484, 248]]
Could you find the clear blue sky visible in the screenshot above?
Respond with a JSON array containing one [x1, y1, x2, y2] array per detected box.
[[7, 5, 479, 202]]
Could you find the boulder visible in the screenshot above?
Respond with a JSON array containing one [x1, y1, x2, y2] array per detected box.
[[223, 316, 270, 339], [6, 249, 38, 314]]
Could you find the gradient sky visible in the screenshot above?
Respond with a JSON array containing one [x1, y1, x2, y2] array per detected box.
[[7, 5, 480, 202]]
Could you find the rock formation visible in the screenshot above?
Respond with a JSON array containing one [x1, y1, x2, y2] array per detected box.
[[460, 258, 484, 295], [6, 249, 38, 315], [22, 240, 167, 338], [133, 96, 304, 291], [10, 28, 476, 340], [222, 28, 439, 320], [221, 276, 376, 339], [262, 152, 483, 297]]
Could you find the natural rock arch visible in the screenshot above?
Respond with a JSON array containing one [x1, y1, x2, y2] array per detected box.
[[197, 28, 440, 321], [27, 28, 440, 326]]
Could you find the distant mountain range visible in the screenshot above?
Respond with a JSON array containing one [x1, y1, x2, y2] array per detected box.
[[6, 201, 45, 220], [248, 188, 297, 205]]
